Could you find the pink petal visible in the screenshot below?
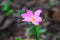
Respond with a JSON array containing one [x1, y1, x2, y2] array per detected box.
[[21, 13, 31, 22], [22, 17, 31, 22], [38, 17, 42, 22], [21, 13, 28, 18], [22, 19, 30, 22], [34, 9, 42, 16], [32, 21, 39, 25], [35, 17, 42, 22], [34, 15, 42, 22], [26, 9, 33, 17]]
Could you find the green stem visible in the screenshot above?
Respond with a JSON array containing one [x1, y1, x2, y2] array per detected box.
[[34, 25, 39, 40]]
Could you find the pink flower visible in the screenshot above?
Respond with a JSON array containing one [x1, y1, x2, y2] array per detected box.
[[21, 9, 42, 25]]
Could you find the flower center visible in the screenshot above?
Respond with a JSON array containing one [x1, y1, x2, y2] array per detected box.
[[31, 17, 35, 22]]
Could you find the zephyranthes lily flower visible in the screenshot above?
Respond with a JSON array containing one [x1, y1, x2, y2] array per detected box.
[[21, 9, 42, 25]]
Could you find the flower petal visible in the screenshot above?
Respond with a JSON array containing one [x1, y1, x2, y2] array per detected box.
[[34, 9, 42, 16], [22, 17, 31, 22], [21, 13, 28, 18], [22, 19, 30, 22], [34, 15, 42, 22], [35, 16, 42, 22], [32, 21, 39, 25], [26, 9, 33, 17]]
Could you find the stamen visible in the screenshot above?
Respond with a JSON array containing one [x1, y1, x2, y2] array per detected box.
[[31, 17, 35, 22]]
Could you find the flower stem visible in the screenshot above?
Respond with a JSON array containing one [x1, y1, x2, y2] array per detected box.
[[35, 25, 39, 40], [33, 25, 39, 40]]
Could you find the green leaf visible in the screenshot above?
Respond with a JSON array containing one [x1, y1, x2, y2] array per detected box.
[[5, 9, 14, 16], [49, 1, 55, 7], [26, 28, 32, 34], [1, 2, 9, 11], [15, 37, 21, 40], [39, 28, 47, 33]]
